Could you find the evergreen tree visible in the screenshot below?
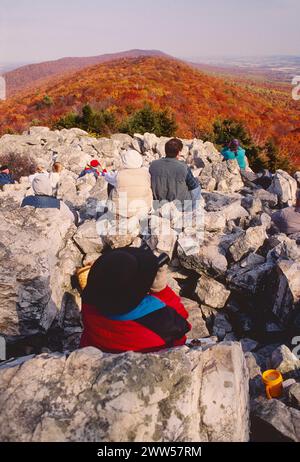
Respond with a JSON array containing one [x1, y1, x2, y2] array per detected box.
[[120, 104, 177, 137], [264, 139, 291, 173], [54, 104, 117, 135]]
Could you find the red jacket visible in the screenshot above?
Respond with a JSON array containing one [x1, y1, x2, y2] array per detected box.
[[80, 286, 191, 353]]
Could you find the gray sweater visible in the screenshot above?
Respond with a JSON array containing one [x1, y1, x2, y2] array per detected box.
[[149, 158, 194, 203]]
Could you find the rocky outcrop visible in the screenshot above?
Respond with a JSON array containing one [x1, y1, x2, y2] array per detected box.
[[0, 344, 249, 442], [0, 198, 78, 340], [1, 127, 300, 442]]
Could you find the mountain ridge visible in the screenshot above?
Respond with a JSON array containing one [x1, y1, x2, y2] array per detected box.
[[1, 55, 299, 168], [4, 49, 171, 97]]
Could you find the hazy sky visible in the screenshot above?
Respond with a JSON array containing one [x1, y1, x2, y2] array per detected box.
[[1, 0, 299, 64]]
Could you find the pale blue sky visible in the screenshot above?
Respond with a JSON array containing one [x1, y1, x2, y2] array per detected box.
[[1, 0, 299, 64]]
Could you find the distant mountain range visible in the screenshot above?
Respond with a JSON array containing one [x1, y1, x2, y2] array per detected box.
[[3, 50, 171, 97], [4, 52, 300, 98]]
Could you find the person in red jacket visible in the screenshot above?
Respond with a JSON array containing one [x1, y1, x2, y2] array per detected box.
[[80, 247, 191, 353], [78, 159, 103, 179]]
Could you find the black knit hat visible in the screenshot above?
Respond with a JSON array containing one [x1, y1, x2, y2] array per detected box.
[[82, 247, 159, 315]]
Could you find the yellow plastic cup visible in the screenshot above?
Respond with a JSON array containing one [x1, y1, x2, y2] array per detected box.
[[262, 369, 283, 399]]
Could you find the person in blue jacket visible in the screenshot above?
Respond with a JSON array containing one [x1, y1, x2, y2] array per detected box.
[[0, 165, 15, 188], [221, 139, 247, 170]]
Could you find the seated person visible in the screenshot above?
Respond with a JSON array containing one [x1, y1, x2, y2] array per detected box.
[[221, 139, 247, 170], [149, 138, 201, 210], [104, 149, 153, 218], [80, 247, 191, 353], [28, 164, 49, 184], [0, 165, 15, 188], [78, 160, 101, 179], [271, 190, 300, 235], [21, 175, 76, 223]]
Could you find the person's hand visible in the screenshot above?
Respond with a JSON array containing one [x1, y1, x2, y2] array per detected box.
[[150, 266, 168, 293]]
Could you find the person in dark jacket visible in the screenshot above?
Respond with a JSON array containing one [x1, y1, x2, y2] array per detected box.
[[149, 138, 200, 209], [78, 159, 101, 179], [80, 247, 191, 353], [0, 165, 15, 188]]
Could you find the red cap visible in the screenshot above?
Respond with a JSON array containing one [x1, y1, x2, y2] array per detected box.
[[90, 160, 100, 168]]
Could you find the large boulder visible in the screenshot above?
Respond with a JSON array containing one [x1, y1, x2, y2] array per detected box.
[[251, 399, 300, 442], [199, 160, 244, 193], [196, 275, 230, 309], [0, 344, 249, 442], [287, 383, 300, 410], [253, 188, 278, 208], [181, 298, 210, 339], [268, 170, 297, 207], [229, 226, 267, 262], [111, 133, 133, 150], [92, 138, 120, 159], [97, 214, 141, 249], [190, 139, 221, 168], [0, 198, 77, 340], [270, 344, 300, 377], [271, 259, 300, 325], [73, 220, 104, 255], [226, 254, 274, 295], [178, 233, 228, 277]]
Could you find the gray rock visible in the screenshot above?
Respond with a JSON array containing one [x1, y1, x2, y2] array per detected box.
[[199, 160, 244, 193], [251, 398, 300, 442], [178, 232, 229, 277], [73, 220, 104, 255], [92, 138, 120, 158], [271, 345, 300, 377], [111, 133, 133, 149], [143, 132, 159, 151], [244, 352, 265, 398], [249, 212, 272, 229], [190, 139, 221, 168], [253, 189, 278, 208], [229, 226, 267, 262], [287, 383, 300, 410], [0, 198, 76, 340], [196, 275, 230, 309], [241, 338, 259, 353], [271, 259, 300, 325], [202, 191, 241, 211], [268, 170, 297, 207], [212, 312, 233, 340], [181, 298, 210, 339], [101, 215, 141, 249], [267, 234, 300, 262], [226, 258, 274, 295], [204, 211, 226, 232], [0, 344, 249, 442], [241, 196, 263, 216]]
